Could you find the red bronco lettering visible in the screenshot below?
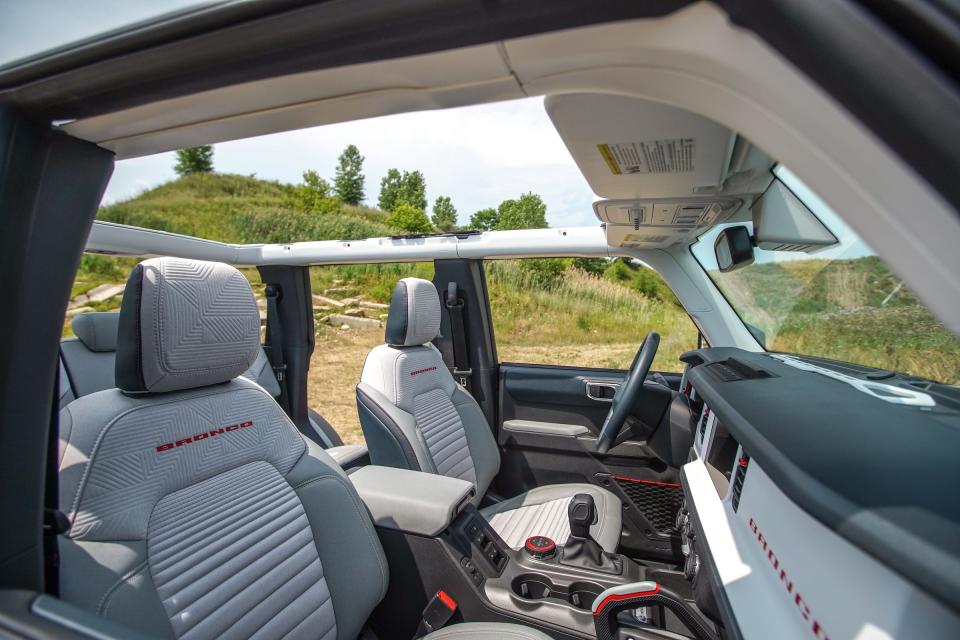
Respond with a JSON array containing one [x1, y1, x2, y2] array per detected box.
[[410, 366, 437, 376], [749, 517, 830, 640], [155, 421, 254, 452]]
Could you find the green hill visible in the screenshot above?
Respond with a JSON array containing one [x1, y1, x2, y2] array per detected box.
[[97, 173, 393, 243]]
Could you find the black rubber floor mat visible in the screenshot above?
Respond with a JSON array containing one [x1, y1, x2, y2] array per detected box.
[[614, 476, 684, 534]]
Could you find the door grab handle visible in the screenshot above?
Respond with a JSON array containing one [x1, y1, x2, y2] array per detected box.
[[585, 381, 619, 402]]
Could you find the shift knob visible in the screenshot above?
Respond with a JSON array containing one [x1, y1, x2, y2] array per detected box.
[[568, 493, 595, 539]]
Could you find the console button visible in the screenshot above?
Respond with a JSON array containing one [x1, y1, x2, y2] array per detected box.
[[523, 535, 557, 560]]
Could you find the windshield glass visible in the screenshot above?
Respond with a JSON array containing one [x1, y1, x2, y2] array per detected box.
[[0, 1, 219, 69], [692, 166, 960, 384]]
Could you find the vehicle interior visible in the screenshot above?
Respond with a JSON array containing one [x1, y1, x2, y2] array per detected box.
[[1, 2, 958, 640]]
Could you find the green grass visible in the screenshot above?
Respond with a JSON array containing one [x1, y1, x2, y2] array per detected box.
[[716, 256, 960, 383], [486, 261, 697, 371]]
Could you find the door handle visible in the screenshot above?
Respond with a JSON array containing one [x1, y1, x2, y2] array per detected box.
[[585, 381, 619, 402]]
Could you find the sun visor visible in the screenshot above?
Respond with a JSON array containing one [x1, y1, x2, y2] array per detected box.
[[546, 94, 735, 200]]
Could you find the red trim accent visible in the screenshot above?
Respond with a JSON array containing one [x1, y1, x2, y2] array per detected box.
[[592, 584, 661, 617], [612, 475, 680, 488], [524, 536, 557, 552], [437, 590, 457, 611]]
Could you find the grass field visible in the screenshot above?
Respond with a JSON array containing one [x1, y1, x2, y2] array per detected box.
[[716, 257, 960, 383], [65, 173, 959, 443]]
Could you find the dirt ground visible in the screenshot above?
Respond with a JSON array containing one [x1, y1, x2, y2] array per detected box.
[[306, 328, 654, 445]]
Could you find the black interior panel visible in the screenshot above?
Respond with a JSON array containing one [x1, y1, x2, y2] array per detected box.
[[499, 363, 625, 434]]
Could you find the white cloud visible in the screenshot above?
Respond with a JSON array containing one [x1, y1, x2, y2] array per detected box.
[[103, 97, 600, 228]]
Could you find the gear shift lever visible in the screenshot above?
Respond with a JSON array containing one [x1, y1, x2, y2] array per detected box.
[[568, 494, 594, 539], [560, 494, 622, 574]]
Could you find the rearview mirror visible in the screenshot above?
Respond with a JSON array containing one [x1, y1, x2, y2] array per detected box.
[[714, 225, 754, 272]]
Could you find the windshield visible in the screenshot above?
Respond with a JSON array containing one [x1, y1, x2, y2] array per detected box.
[[692, 167, 960, 385], [0, 1, 220, 69]]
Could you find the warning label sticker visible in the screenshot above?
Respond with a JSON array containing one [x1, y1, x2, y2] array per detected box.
[[597, 139, 695, 175]]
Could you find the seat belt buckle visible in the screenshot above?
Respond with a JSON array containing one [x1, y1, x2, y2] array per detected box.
[[43, 508, 70, 535], [453, 368, 472, 386], [272, 364, 288, 382], [417, 590, 457, 635]]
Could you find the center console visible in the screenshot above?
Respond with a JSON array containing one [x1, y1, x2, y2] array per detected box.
[[351, 466, 704, 639]]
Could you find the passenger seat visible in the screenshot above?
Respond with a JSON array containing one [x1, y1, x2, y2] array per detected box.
[[59, 310, 366, 468]]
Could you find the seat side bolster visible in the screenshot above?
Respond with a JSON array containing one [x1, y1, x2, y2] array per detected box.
[[58, 539, 173, 639], [451, 387, 500, 503], [287, 448, 389, 640], [356, 382, 435, 473]]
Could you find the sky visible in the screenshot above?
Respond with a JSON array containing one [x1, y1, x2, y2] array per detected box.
[[102, 97, 600, 228]]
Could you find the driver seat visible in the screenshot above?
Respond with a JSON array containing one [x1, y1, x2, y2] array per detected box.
[[357, 278, 622, 551]]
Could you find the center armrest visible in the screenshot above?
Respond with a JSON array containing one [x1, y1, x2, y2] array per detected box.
[[349, 465, 476, 536]]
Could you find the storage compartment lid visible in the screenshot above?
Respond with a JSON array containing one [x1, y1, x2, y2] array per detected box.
[[349, 465, 476, 536]]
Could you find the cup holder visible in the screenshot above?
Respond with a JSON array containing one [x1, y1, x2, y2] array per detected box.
[[567, 581, 602, 611], [512, 574, 603, 611], [512, 574, 554, 600]]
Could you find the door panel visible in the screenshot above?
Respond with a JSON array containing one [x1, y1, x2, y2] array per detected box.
[[499, 363, 625, 434]]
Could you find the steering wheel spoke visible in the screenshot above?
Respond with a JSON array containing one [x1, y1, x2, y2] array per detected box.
[[595, 332, 660, 454]]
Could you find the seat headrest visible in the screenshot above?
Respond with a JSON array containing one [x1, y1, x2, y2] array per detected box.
[[115, 257, 261, 393], [71, 312, 120, 352], [385, 278, 441, 347]]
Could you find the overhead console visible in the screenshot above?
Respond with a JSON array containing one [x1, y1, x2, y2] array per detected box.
[[546, 93, 776, 249], [594, 197, 740, 248]]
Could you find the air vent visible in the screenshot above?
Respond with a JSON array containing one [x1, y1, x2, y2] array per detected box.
[[706, 359, 773, 381], [731, 451, 749, 512]]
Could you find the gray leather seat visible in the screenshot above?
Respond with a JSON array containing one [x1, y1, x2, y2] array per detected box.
[[357, 278, 622, 552], [58, 257, 549, 640], [59, 310, 366, 468]]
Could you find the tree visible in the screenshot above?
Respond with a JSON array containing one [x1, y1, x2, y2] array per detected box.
[[398, 170, 427, 211], [388, 203, 433, 233], [469, 208, 498, 231], [334, 144, 365, 204], [496, 192, 548, 230], [431, 196, 458, 231], [291, 170, 338, 214], [378, 169, 403, 211], [174, 145, 214, 176], [378, 169, 427, 211], [573, 257, 609, 275]]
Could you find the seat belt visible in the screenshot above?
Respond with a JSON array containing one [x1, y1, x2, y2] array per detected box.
[[444, 282, 472, 391], [43, 365, 70, 596], [264, 285, 288, 385]]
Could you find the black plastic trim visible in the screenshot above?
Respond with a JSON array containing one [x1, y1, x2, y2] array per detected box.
[[680, 468, 743, 640], [718, 0, 960, 209]]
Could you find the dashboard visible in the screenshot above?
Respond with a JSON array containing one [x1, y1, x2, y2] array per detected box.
[[673, 348, 960, 639]]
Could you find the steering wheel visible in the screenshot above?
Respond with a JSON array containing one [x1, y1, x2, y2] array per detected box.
[[595, 332, 660, 454]]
